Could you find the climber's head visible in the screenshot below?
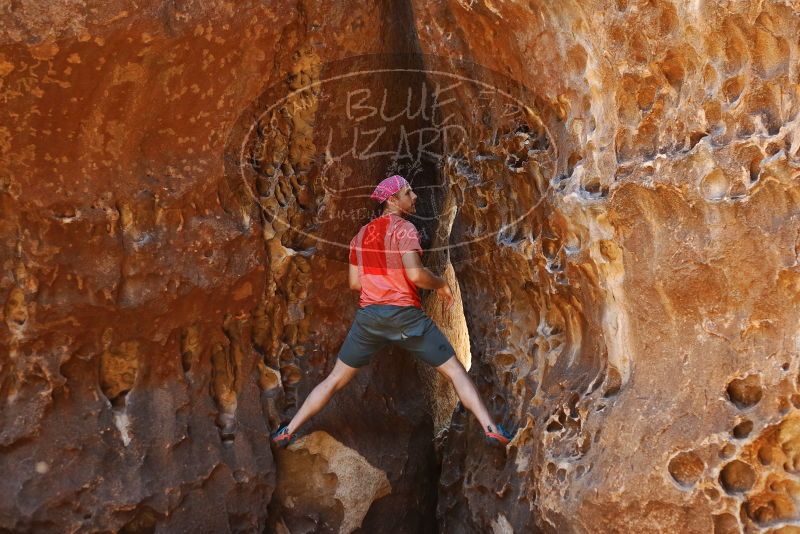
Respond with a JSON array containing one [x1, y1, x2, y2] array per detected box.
[[371, 175, 417, 216]]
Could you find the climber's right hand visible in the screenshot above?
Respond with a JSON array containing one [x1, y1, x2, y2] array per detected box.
[[436, 283, 455, 313]]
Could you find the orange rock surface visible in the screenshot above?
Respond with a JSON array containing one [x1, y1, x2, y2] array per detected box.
[[1, 1, 799, 533]]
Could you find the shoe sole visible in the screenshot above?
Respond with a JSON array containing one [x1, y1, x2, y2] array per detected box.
[[485, 433, 511, 446], [271, 435, 296, 448]]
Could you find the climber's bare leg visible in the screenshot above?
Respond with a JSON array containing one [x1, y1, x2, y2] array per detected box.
[[286, 358, 359, 435], [435, 355, 497, 433]]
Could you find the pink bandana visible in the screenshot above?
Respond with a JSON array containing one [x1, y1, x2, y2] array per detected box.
[[370, 175, 409, 203]]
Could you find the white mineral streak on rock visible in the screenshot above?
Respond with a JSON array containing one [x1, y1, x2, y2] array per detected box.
[[113, 410, 131, 447], [491, 513, 514, 534]]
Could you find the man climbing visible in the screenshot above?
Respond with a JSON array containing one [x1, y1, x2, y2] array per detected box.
[[271, 175, 513, 448]]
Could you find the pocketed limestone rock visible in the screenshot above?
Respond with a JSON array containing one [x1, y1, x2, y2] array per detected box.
[[413, 1, 800, 532], [3, 0, 800, 532]]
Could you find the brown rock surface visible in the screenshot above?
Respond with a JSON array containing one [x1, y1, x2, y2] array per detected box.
[[0, 1, 440, 532], [2, 0, 800, 533], [412, 1, 800, 532]]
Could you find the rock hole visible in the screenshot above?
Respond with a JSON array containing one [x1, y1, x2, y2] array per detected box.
[[120, 505, 160, 534], [728, 180, 747, 199], [668, 451, 705, 488], [218, 412, 237, 444], [567, 393, 580, 419], [546, 419, 564, 433], [581, 178, 604, 197], [722, 21, 747, 74], [712, 513, 739, 534], [566, 45, 588, 75], [743, 498, 786, 526], [719, 443, 736, 459], [210, 339, 239, 442], [659, 49, 687, 91], [495, 352, 516, 368], [255, 175, 270, 196], [542, 237, 560, 260], [4, 287, 28, 330], [732, 420, 753, 439], [766, 141, 781, 156], [556, 468, 567, 482], [719, 459, 756, 494], [556, 410, 567, 427], [726, 374, 762, 409], [758, 443, 775, 466], [505, 153, 522, 170], [688, 130, 707, 151], [180, 326, 200, 374], [567, 152, 582, 176]]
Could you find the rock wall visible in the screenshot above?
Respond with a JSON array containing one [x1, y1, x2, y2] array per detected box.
[[412, 1, 800, 532], [2, 0, 800, 533], [0, 1, 440, 532]]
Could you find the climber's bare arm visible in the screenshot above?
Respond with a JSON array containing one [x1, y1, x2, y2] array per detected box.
[[402, 251, 446, 290], [349, 263, 361, 291]]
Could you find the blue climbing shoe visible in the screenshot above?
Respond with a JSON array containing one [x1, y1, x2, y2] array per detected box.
[[270, 423, 296, 448]]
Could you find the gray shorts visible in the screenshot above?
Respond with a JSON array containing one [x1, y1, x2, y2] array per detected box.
[[336, 304, 455, 368]]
